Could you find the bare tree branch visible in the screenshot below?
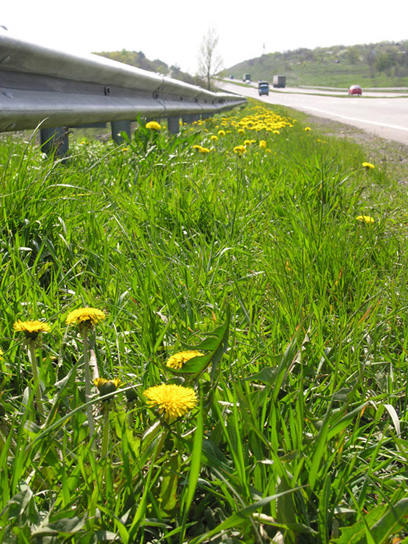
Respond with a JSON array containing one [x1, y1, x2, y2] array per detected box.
[[197, 27, 223, 90]]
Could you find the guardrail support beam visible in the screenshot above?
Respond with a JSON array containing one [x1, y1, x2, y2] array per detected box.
[[167, 117, 180, 134], [182, 114, 200, 125], [111, 120, 131, 144], [40, 127, 69, 157]]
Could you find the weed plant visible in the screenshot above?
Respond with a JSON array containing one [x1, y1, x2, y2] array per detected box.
[[1, 101, 408, 543]]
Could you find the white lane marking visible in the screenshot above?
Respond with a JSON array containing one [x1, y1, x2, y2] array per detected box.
[[299, 106, 408, 132]]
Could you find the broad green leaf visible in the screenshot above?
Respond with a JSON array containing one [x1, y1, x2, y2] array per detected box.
[[276, 474, 298, 544], [166, 306, 230, 379], [370, 498, 408, 544], [163, 354, 211, 375], [244, 365, 279, 385], [180, 396, 204, 540], [31, 515, 86, 537], [332, 504, 388, 544], [94, 531, 119, 541], [160, 454, 181, 514], [188, 490, 302, 544], [328, 402, 368, 440]]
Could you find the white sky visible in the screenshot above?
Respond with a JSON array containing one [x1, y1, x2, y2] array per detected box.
[[2, 0, 407, 74]]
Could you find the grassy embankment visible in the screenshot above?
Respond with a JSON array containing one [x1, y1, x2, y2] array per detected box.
[[228, 42, 408, 88], [1, 100, 408, 543]]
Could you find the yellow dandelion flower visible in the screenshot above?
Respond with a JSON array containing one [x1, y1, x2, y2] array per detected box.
[[144, 383, 197, 423], [210, 135, 218, 141], [94, 377, 121, 398], [273, 130, 280, 135], [0, 348, 3, 360], [13, 320, 51, 340], [362, 162, 375, 170], [166, 350, 204, 370], [356, 215, 375, 224], [233, 145, 246, 155], [304, 127, 312, 131], [199, 147, 211, 154], [145, 121, 161, 130], [192, 145, 203, 152], [259, 140, 267, 149], [66, 308, 106, 327], [218, 130, 226, 136]]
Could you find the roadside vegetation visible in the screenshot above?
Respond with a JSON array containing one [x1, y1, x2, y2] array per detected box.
[[1, 100, 408, 543], [95, 49, 199, 86], [228, 41, 408, 88]]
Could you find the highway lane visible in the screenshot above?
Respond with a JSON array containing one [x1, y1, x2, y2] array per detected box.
[[219, 81, 408, 146]]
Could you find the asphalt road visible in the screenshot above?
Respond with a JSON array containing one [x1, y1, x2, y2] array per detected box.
[[219, 81, 408, 146]]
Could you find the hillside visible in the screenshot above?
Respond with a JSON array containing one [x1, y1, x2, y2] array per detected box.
[[94, 49, 198, 86], [227, 41, 408, 88]]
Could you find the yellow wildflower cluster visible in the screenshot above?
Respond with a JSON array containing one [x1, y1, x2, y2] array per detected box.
[[187, 104, 297, 160], [192, 145, 211, 154], [230, 106, 294, 133], [233, 145, 246, 156], [13, 308, 107, 340]]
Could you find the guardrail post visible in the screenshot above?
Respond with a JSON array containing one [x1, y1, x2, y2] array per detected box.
[[111, 120, 131, 144], [40, 127, 69, 157], [182, 114, 200, 125], [167, 117, 180, 134]]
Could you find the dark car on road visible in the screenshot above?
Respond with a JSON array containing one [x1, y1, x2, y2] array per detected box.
[[258, 81, 269, 96]]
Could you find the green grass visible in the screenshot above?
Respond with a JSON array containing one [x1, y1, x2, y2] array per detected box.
[[1, 102, 408, 543]]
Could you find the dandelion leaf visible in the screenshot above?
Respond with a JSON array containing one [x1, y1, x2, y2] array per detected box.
[[333, 499, 408, 544], [30, 515, 86, 537], [168, 306, 230, 377]]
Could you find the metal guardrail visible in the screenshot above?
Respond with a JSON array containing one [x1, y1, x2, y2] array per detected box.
[[0, 28, 246, 152]]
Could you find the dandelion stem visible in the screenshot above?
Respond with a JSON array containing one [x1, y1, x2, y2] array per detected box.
[[82, 325, 95, 436], [101, 404, 110, 460], [28, 340, 44, 418], [152, 429, 168, 465]]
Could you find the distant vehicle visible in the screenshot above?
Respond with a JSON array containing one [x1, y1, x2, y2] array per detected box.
[[348, 84, 362, 96], [230, 74, 234, 79], [243, 73, 251, 82], [272, 75, 286, 88], [258, 81, 269, 96]]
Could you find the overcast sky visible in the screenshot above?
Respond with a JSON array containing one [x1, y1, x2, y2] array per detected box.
[[2, 0, 407, 74]]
